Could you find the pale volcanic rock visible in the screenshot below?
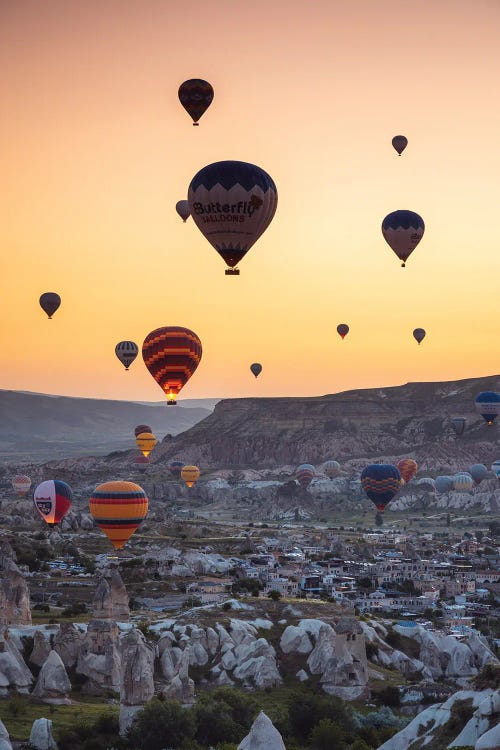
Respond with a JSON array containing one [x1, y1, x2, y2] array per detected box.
[[237, 711, 286, 750], [29, 718, 57, 750], [32, 650, 71, 704], [206, 626, 220, 655], [76, 620, 121, 694], [476, 723, 500, 749], [29, 631, 52, 667], [0, 719, 13, 750], [0, 553, 31, 626], [161, 645, 194, 704], [0, 629, 33, 696], [53, 623, 84, 668], [119, 628, 154, 706], [92, 569, 130, 621], [279, 625, 313, 655]]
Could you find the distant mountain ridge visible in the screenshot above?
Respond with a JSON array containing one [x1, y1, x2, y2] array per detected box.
[[0, 390, 215, 463]]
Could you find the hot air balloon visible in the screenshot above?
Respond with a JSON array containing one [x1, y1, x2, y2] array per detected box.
[[181, 465, 200, 488], [178, 79, 214, 125], [295, 464, 315, 489], [142, 326, 202, 405], [250, 363, 262, 378], [474, 391, 500, 425], [115, 341, 139, 371], [413, 328, 426, 345], [176, 200, 190, 222], [360, 464, 401, 512], [323, 460, 340, 479], [392, 135, 408, 155], [188, 161, 278, 275], [382, 210, 425, 267], [469, 464, 488, 484], [134, 424, 152, 438], [136, 432, 156, 458], [12, 475, 31, 496], [453, 472, 474, 492], [33, 480, 72, 526], [491, 460, 500, 478], [134, 456, 149, 474], [435, 476, 454, 494], [89, 481, 148, 549], [169, 461, 185, 478], [337, 324, 349, 340], [451, 417, 466, 437], [39, 292, 61, 319], [397, 458, 418, 484], [416, 477, 436, 492]]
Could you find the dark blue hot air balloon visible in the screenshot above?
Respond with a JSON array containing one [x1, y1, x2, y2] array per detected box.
[[360, 464, 402, 512], [169, 461, 186, 478], [381, 210, 425, 267], [474, 391, 500, 425], [435, 476, 454, 494]]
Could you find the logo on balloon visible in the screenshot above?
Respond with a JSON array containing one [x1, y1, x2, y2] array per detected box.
[[192, 195, 263, 224], [35, 499, 52, 515]]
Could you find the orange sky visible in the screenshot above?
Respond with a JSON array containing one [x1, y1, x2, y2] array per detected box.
[[1, 0, 499, 402]]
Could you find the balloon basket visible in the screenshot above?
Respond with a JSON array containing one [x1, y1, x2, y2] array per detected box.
[[225, 268, 240, 275], [167, 400, 177, 406]]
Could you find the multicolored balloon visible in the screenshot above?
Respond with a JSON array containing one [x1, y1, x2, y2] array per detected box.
[[397, 458, 418, 484], [392, 135, 408, 155], [323, 460, 340, 479], [181, 465, 200, 488], [134, 456, 149, 474], [115, 341, 139, 371], [142, 326, 202, 405], [451, 417, 466, 437], [361, 464, 402, 511], [337, 324, 349, 340], [12, 475, 32, 496], [135, 432, 157, 458], [413, 328, 426, 345], [188, 160, 278, 275], [134, 424, 152, 438], [382, 210, 425, 267], [453, 472, 474, 492], [250, 363, 262, 378], [468, 464, 488, 484], [491, 460, 500, 478], [33, 480, 72, 526], [295, 464, 315, 489], [39, 292, 61, 319], [178, 79, 214, 125], [176, 200, 190, 222], [474, 391, 500, 425], [169, 460, 185, 478], [89, 480, 148, 549], [435, 475, 454, 493]]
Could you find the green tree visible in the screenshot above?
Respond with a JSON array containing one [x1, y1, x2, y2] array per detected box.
[[193, 688, 258, 747], [126, 698, 196, 750], [310, 719, 346, 750], [268, 589, 282, 601]]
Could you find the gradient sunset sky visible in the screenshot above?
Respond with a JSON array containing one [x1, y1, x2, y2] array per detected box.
[[1, 0, 499, 402]]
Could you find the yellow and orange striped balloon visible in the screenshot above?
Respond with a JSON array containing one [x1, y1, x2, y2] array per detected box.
[[89, 481, 148, 549], [181, 465, 200, 488], [135, 432, 157, 457]]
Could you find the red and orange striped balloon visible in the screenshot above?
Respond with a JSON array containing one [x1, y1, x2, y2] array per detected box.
[[397, 458, 418, 484], [89, 481, 148, 550], [142, 327, 202, 405]]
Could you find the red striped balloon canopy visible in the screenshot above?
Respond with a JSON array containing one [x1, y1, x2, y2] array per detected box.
[[142, 327, 202, 405]]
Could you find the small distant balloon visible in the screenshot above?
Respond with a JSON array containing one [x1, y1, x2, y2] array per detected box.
[[33, 480, 72, 526], [413, 328, 426, 345], [392, 135, 408, 155], [178, 79, 214, 125], [397, 458, 418, 484], [453, 472, 474, 492], [136, 432, 157, 458], [176, 200, 190, 222], [181, 465, 200, 488], [250, 363, 262, 378], [474, 391, 500, 425], [337, 324, 349, 340], [451, 417, 466, 437], [295, 464, 315, 489], [12, 475, 31, 496], [468, 464, 488, 484], [323, 460, 340, 479], [169, 461, 185, 478], [115, 341, 139, 371], [491, 460, 500, 478], [382, 210, 425, 267], [435, 476, 454, 493], [39, 293, 61, 319]]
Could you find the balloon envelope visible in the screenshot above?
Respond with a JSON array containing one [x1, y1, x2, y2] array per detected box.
[[451, 417, 466, 436], [135, 432, 157, 458], [39, 292, 61, 319], [474, 391, 500, 425], [397, 459, 418, 484], [89, 480, 148, 549], [413, 328, 426, 344], [178, 79, 214, 124], [115, 341, 138, 370], [142, 327, 202, 405], [188, 161, 278, 273], [250, 363, 262, 378], [33, 480, 72, 525], [453, 472, 474, 492], [469, 464, 488, 484], [176, 200, 190, 222], [491, 460, 500, 478], [337, 324, 349, 340], [382, 210, 425, 266], [134, 424, 152, 438], [361, 464, 401, 511], [12, 475, 32, 496], [435, 476, 454, 493], [392, 135, 408, 155], [169, 461, 185, 478], [181, 465, 200, 487], [323, 460, 340, 479], [295, 464, 315, 489]]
